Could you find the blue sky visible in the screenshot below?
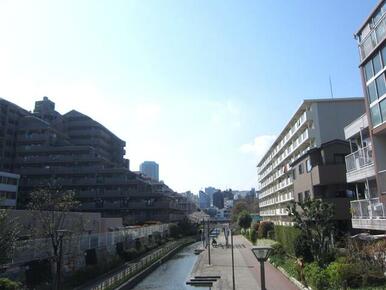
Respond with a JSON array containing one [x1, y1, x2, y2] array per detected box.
[[0, 0, 377, 193]]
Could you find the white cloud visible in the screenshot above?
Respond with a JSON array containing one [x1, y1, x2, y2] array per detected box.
[[240, 135, 277, 160]]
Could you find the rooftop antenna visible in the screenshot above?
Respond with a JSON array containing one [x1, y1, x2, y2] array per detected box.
[[329, 75, 334, 99]]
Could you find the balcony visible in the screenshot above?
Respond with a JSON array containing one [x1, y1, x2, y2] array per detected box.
[[351, 198, 386, 231], [344, 114, 368, 140], [345, 146, 375, 183]]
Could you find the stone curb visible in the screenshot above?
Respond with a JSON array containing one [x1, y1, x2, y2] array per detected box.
[[275, 265, 310, 290]]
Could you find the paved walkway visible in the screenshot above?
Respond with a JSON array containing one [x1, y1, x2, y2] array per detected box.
[[191, 234, 299, 290]]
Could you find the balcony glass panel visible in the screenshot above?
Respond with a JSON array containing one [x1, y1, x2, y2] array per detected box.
[[375, 19, 386, 43], [368, 81, 378, 104], [376, 74, 386, 98], [373, 53, 383, 75], [371, 104, 382, 126]]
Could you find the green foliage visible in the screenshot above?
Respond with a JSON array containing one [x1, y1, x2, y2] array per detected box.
[[251, 222, 260, 232], [257, 221, 274, 239], [325, 259, 362, 289], [169, 224, 181, 239], [287, 199, 335, 265], [237, 211, 252, 229], [294, 233, 313, 262], [231, 201, 249, 222], [0, 210, 19, 265], [273, 225, 300, 255], [0, 278, 21, 290], [240, 228, 246, 235], [304, 262, 330, 290], [249, 229, 257, 244]]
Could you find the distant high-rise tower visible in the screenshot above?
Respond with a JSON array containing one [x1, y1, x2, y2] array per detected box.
[[140, 161, 159, 181]]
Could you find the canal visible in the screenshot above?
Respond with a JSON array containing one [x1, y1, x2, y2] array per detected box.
[[133, 242, 209, 290]]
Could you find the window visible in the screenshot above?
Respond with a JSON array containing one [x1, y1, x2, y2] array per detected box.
[[298, 163, 304, 175], [380, 99, 386, 122], [371, 104, 382, 126], [368, 81, 378, 103], [304, 190, 310, 201], [365, 60, 374, 81], [376, 74, 386, 98], [373, 53, 383, 75], [298, 192, 303, 203], [306, 159, 312, 172]]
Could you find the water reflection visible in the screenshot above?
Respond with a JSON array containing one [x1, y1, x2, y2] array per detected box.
[[133, 242, 210, 290]]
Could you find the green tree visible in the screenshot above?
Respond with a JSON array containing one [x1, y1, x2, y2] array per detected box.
[[0, 210, 19, 265], [237, 211, 252, 229], [287, 199, 335, 265], [27, 189, 81, 290], [231, 201, 249, 222]]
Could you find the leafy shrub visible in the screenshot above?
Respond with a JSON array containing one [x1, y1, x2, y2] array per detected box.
[[238, 211, 252, 229], [0, 279, 21, 290], [249, 229, 257, 243], [240, 228, 246, 235], [252, 222, 260, 232], [326, 261, 361, 289], [169, 224, 181, 238], [294, 234, 313, 262], [123, 248, 139, 261], [269, 243, 285, 267], [273, 225, 301, 255], [257, 221, 274, 239], [304, 262, 330, 290]]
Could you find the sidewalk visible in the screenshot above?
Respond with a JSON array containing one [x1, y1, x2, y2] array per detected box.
[[190, 234, 299, 290]]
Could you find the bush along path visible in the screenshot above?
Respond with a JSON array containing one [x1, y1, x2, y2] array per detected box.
[[75, 237, 194, 290]]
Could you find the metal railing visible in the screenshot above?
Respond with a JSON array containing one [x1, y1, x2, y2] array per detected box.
[[12, 224, 170, 264], [345, 145, 373, 173], [351, 198, 386, 219], [88, 239, 188, 290]]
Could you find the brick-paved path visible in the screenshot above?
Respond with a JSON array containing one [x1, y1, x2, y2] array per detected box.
[[191, 234, 299, 290]]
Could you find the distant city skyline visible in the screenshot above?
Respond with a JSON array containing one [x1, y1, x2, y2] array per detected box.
[[0, 0, 377, 192]]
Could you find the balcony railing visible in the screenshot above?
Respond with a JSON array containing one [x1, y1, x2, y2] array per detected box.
[[345, 145, 373, 173], [351, 198, 386, 219]]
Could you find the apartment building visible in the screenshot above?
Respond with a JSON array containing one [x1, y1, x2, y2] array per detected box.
[[0, 171, 20, 208], [257, 98, 364, 225], [290, 140, 354, 223], [348, 1, 386, 232], [0, 97, 186, 225]]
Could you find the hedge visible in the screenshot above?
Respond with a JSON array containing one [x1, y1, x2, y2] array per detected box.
[[274, 225, 301, 256]]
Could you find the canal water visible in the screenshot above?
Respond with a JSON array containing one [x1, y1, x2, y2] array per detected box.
[[133, 242, 210, 290]]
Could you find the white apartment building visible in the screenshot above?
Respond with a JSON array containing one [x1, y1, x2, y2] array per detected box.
[[257, 98, 364, 225], [0, 171, 20, 208]]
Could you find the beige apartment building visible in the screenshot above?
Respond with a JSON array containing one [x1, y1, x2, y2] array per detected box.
[[257, 98, 364, 225]]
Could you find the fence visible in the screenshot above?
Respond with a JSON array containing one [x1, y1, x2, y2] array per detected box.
[[12, 224, 170, 264], [88, 239, 189, 290]]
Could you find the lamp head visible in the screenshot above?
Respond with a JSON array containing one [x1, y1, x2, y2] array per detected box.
[[251, 246, 272, 262]]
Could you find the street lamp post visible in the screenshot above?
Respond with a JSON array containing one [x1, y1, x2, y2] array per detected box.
[[230, 228, 235, 290], [251, 246, 272, 290]]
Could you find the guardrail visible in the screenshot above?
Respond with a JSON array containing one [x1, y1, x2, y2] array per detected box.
[[345, 145, 373, 173], [351, 198, 386, 219], [88, 239, 190, 290]]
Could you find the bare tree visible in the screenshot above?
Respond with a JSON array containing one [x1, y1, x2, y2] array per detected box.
[[27, 189, 81, 290], [0, 209, 19, 266]]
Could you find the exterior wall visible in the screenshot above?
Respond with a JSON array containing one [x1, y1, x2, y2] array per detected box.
[[316, 101, 365, 144]]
